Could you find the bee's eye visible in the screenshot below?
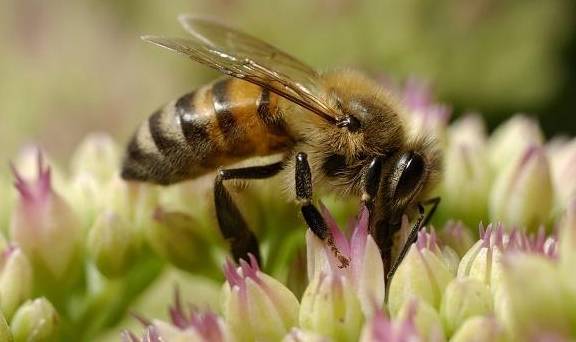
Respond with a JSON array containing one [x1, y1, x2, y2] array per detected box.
[[395, 153, 425, 199]]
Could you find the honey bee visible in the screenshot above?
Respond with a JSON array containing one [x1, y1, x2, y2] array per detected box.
[[121, 16, 441, 284]]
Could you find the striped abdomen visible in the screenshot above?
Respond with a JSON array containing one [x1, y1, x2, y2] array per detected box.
[[121, 78, 294, 185]]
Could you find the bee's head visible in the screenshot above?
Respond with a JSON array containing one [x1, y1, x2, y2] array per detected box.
[[374, 141, 441, 226]]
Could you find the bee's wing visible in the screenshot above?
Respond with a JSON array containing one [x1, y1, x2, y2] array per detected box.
[[142, 16, 339, 124]]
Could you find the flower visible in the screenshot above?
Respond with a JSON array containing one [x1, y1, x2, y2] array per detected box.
[[124, 290, 230, 342], [359, 304, 421, 342], [558, 199, 576, 316], [306, 205, 385, 316], [87, 210, 140, 278], [458, 224, 557, 294], [396, 300, 445, 341], [9, 153, 83, 292], [299, 273, 364, 341], [65, 133, 121, 226], [0, 245, 33, 319], [439, 278, 493, 336], [437, 221, 475, 258], [496, 254, 573, 340], [548, 138, 576, 212], [487, 115, 544, 172], [10, 298, 59, 342], [489, 145, 554, 231], [450, 317, 505, 342], [167, 292, 229, 342], [388, 230, 454, 317], [400, 77, 451, 140], [440, 115, 492, 226], [282, 328, 330, 342], [69, 133, 120, 183], [0, 312, 11, 342], [222, 255, 299, 341], [146, 208, 219, 274]]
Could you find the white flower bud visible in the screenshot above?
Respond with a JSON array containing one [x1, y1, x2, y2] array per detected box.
[[489, 146, 553, 231], [440, 278, 493, 335], [11, 298, 59, 342], [0, 246, 33, 319], [222, 257, 299, 341]]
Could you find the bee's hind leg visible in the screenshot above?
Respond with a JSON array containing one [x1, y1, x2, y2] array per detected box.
[[214, 162, 284, 264], [295, 152, 350, 268]]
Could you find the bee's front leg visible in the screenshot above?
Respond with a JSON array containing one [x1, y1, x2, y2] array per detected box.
[[214, 162, 284, 264], [361, 157, 384, 214], [295, 152, 349, 268]]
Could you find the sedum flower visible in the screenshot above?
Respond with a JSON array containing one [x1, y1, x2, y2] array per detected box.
[[65, 133, 121, 227], [496, 254, 573, 340], [87, 210, 140, 278], [548, 137, 576, 211], [359, 304, 421, 342], [282, 328, 330, 342], [487, 115, 544, 172], [400, 78, 451, 141], [10, 297, 59, 342], [300, 273, 363, 342], [10, 146, 65, 191], [167, 291, 230, 342], [0, 245, 33, 319], [0, 312, 12, 342], [439, 278, 493, 336], [396, 300, 445, 341], [450, 316, 505, 342], [69, 132, 120, 183], [222, 255, 299, 341], [9, 154, 83, 291], [306, 206, 385, 316], [440, 115, 491, 226], [146, 208, 218, 274], [457, 225, 509, 293], [140, 322, 204, 342], [459, 224, 558, 299], [107, 177, 159, 234], [438, 221, 475, 258], [125, 291, 230, 342], [556, 199, 576, 332], [388, 230, 453, 317], [489, 145, 553, 231]]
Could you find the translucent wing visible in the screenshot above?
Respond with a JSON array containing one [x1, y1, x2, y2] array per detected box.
[[142, 16, 339, 124]]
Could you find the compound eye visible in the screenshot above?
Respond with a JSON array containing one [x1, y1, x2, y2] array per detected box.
[[395, 153, 425, 199]]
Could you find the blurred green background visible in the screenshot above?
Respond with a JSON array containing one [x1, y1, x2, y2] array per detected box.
[[1, 0, 575, 165]]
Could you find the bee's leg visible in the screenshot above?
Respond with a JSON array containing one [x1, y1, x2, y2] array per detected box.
[[361, 157, 384, 213], [421, 196, 441, 227], [214, 162, 284, 264], [295, 152, 350, 268], [385, 197, 441, 292]]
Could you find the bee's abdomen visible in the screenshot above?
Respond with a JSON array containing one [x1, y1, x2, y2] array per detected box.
[[121, 78, 293, 185]]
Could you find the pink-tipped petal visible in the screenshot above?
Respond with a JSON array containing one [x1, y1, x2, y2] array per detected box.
[[224, 259, 242, 288], [319, 202, 349, 256], [120, 331, 140, 342], [350, 206, 369, 268]]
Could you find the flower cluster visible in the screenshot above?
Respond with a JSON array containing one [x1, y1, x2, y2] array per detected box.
[[0, 81, 574, 340], [127, 204, 576, 341]]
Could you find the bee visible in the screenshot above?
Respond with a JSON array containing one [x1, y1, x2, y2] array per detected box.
[[121, 15, 442, 285]]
